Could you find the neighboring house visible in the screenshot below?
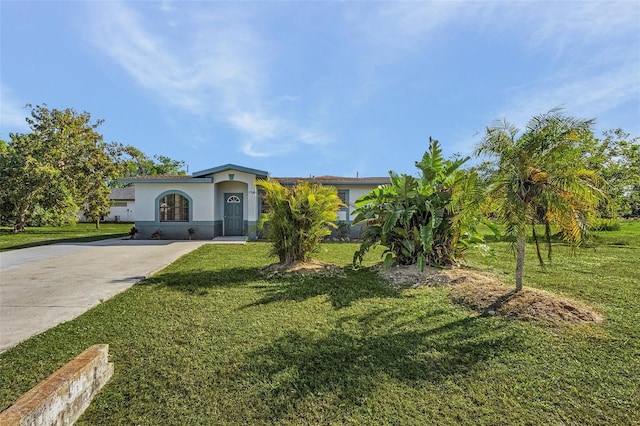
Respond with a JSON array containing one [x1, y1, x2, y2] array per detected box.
[[120, 163, 390, 240], [106, 186, 135, 222], [78, 186, 135, 223]]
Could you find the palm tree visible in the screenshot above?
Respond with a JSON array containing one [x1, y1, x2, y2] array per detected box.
[[256, 179, 344, 265], [476, 109, 603, 291]]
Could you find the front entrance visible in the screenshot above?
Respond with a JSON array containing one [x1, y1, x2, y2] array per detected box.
[[224, 193, 244, 236]]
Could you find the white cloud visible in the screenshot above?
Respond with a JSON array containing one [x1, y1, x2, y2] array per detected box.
[[0, 86, 29, 134], [229, 111, 329, 157], [346, 2, 470, 56], [495, 59, 640, 132], [521, 1, 640, 53], [86, 2, 327, 157]]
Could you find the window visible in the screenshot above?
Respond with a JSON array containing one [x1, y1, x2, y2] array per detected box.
[[159, 193, 189, 222], [259, 190, 271, 214], [337, 190, 349, 210], [111, 201, 127, 207]]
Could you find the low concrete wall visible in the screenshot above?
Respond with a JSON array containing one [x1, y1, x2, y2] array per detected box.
[[0, 344, 114, 426]]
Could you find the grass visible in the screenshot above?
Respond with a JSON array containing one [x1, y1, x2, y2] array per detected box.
[[0, 223, 639, 424], [0, 223, 132, 252]]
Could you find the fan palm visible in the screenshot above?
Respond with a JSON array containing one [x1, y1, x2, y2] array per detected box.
[[476, 109, 603, 291]]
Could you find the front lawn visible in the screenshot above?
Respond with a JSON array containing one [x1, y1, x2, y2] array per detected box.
[[0, 224, 638, 424], [0, 223, 132, 252]]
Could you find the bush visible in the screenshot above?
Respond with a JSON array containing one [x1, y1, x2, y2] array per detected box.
[[590, 218, 621, 231]]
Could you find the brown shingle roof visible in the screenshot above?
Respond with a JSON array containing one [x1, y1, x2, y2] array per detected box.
[[109, 186, 135, 200], [125, 174, 193, 179], [274, 176, 391, 186]]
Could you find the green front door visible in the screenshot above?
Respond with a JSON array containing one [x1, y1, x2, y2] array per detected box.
[[224, 193, 243, 236]]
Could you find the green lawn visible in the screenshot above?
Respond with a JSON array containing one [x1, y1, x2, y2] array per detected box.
[[0, 223, 638, 425], [0, 223, 132, 252]]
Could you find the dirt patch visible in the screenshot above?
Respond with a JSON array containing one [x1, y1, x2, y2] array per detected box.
[[376, 264, 498, 288], [449, 281, 602, 324], [261, 259, 345, 278], [376, 264, 602, 325]]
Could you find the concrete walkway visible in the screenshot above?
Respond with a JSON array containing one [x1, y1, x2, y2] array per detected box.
[[0, 238, 209, 353]]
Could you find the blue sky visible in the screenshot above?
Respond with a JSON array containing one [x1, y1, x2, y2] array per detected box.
[[1, 1, 639, 177]]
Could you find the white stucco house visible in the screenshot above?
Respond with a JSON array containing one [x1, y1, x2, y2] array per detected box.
[[120, 163, 390, 240], [78, 186, 135, 223], [106, 187, 135, 222]]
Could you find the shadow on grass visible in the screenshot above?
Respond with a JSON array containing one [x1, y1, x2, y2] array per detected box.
[[236, 312, 525, 421], [243, 266, 402, 309], [139, 267, 263, 292], [142, 264, 402, 310]]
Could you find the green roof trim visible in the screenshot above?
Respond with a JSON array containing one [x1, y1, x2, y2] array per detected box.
[[192, 163, 269, 178]]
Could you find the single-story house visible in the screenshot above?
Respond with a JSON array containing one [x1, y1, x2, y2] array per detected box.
[[106, 186, 135, 222], [120, 163, 390, 240], [78, 186, 135, 223]]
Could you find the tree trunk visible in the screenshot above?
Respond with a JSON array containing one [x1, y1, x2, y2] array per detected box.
[[13, 211, 27, 233], [532, 222, 545, 269], [545, 220, 552, 263], [515, 231, 526, 292], [95, 218, 100, 230]]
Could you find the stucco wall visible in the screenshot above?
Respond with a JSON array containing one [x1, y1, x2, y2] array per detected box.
[[135, 182, 214, 222], [332, 185, 379, 239], [212, 170, 260, 224], [104, 202, 135, 222]]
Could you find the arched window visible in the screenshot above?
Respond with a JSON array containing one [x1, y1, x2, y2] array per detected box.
[[159, 193, 189, 222]]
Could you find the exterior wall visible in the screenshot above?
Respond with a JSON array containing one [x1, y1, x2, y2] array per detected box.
[[104, 201, 135, 222], [213, 170, 260, 239], [77, 201, 134, 223], [134, 182, 216, 239], [331, 186, 379, 238], [127, 168, 385, 241]]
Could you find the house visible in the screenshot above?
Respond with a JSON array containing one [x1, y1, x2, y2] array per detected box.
[[106, 186, 135, 222], [120, 164, 390, 240], [78, 186, 135, 223]]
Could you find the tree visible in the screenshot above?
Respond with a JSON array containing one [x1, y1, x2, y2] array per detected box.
[[476, 109, 604, 291], [352, 138, 488, 270], [579, 129, 640, 218], [0, 105, 122, 231], [256, 179, 344, 265], [119, 146, 186, 178]]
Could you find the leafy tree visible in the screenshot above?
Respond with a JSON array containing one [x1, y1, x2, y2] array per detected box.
[[352, 138, 488, 270], [256, 179, 344, 265], [476, 109, 604, 291], [119, 146, 186, 178], [0, 105, 121, 231], [579, 129, 640, 218]]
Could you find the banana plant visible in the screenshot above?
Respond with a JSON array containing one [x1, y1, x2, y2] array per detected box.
[[353, 138, 487, 270]]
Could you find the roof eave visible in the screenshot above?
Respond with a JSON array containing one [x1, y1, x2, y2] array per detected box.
[[192, 163, 269, 178], [119, 177, 213, 184]]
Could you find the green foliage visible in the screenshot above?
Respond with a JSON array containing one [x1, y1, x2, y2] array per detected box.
[[256, 180, 344, 264], [579, 128, 640, 218], [353, 138, 487, 270], [476, 108, 604, 290], [589, 217, 621, 232], [0, 105, 122, 232], [1, 232, 638, 424], [117, 145, 186, 179]]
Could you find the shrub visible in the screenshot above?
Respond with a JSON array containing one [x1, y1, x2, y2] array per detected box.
[[256, 180, 344, 265]]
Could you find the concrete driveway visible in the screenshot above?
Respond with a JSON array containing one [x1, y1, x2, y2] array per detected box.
[[0, 238, 209, 353]]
